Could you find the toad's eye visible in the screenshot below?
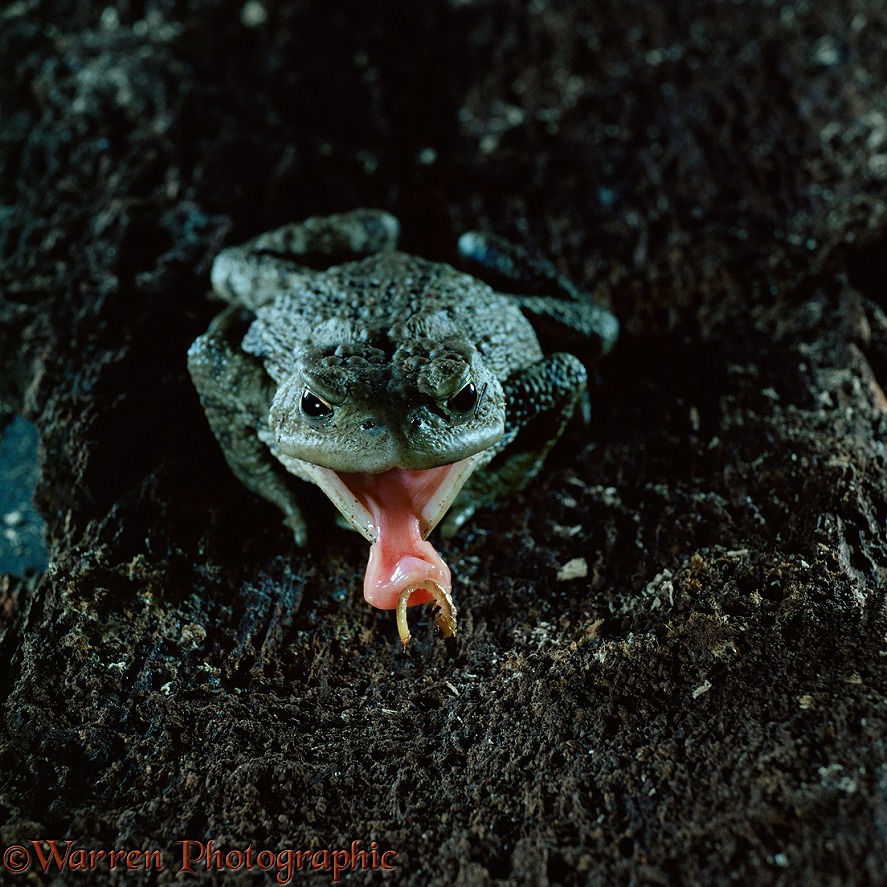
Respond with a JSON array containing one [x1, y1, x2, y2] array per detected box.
[[301, 389, 333, 419], [447, 381, 478, 416]]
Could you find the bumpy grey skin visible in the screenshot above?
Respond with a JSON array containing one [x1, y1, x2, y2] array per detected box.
[[188, 210, 618, 544]]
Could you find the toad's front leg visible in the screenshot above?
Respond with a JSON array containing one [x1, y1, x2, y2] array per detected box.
[[187, 311, 309, 545], [440, 351, 588, 537]]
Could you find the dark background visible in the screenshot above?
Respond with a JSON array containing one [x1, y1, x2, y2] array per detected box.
[[2, 1, 886, 884]]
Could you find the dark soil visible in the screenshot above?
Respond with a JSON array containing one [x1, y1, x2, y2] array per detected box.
[[2, 1, 887, 885]]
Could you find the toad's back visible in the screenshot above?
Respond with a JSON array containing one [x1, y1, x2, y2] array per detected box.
[[247, 251, 543, 382]]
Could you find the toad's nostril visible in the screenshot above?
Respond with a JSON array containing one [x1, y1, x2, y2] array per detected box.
[[360, 421, 389, 444]]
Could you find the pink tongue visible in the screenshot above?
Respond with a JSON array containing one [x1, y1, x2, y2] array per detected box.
[[339, 467, 453, 611], [364, 520, 451, 610]]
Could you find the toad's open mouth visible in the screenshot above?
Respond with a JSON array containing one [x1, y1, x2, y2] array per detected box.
[[291, 455, 485, 645]]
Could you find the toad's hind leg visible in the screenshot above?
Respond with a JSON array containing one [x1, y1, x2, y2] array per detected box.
[[188, 309, 309, 544], [458, 230, 585, 300], [211, 209, 400, 310], [439, 352, 587, 538], [457, 231, 619, 361]]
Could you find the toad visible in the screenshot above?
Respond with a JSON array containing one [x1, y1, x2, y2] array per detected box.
[[188, 210, 618, 645]]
